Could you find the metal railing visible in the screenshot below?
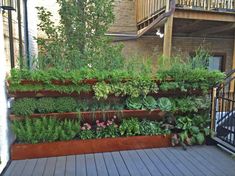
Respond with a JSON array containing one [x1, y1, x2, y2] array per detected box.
[[211, 70, 235, 147]]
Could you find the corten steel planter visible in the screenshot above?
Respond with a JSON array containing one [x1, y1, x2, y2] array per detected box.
[[11, 135, 172, 160], [9, 109, 166, 124], [8, 89, 205, 98]]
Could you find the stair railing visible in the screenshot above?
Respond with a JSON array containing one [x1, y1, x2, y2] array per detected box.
[[211, 69, 235, 146]]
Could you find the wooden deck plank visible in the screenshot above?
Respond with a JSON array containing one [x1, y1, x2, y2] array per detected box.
[[32, 158, 47, 176], [20, 159, 37, 176], [3, 161, 17, 176], [193, 146, 234, 176], [186, 147, 226, 176], [10, 159, 27, 176], [160, 148, 194, 176], [120, 151, 141, 176], [136, 150, 162, 176], [111, 152, 130, 176], [76, 155, 86, 176], [5, 146, 235, 176], [65, 155, 76, 176], [85, 154, 97, 176], [43, 157, 57, 176], [204, 146, 235, 165], [144, 149, 173, 176], [174, 147, 215, 176], [54, 156, 66, 176], [152, 148, 184, 176], [127, 150, 152, 176], [94, 153, 109, 176], [167, 148, 206, 176], [103, 153, 119, 176]]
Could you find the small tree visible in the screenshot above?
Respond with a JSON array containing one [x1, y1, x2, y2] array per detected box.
[[36, 0, 124, 70]]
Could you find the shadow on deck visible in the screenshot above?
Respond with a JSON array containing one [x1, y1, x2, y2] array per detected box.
[[3, 146, 235, 176]]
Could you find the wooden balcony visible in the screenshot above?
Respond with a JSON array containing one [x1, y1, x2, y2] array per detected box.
[[136, 0, 235, 31]]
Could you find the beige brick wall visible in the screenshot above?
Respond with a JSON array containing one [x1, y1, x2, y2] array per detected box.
[[119, 36, 233, 71], [109, 0, 137, 34]]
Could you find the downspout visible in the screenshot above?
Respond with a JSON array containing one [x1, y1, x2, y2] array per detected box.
[[17, 0, 23, 58], [23, 0, 30, 68]]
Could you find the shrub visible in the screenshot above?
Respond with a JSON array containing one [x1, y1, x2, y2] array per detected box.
[[139, 120, 170, 136], [12, 98, 37, 116], [55, 97, 77, 112], [12, 118, 80, 144], [143, 96, 157, 110], [126, 97, 143, 110], [36, 98, 56, 113], [119, 118, 140, 136], [95, 118, 119, 138], [157, 97, 172, 112]]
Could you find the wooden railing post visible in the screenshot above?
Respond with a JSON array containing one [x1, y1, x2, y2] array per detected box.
[[211, 87, 217, 132], [163, 0, 174, 58]]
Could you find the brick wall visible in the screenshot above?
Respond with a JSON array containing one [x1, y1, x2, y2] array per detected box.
[[109, 0, 137, 34], [118, 36, 233, 71]]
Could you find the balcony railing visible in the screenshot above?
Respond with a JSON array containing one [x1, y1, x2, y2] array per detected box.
[[136, 0, 235, 25], [176, 0, 235, 10], [136, 0, 167, 24]]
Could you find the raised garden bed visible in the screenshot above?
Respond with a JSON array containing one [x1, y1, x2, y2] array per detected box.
[[8, 89, 205, 98], [9, 109, 166, 123], [11, 134, 172, 160]]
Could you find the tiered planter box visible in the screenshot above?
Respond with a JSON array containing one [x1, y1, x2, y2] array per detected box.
[[11, 134, 172, 160], [8, 77, 209, 160], [9, 109, 166, 124]]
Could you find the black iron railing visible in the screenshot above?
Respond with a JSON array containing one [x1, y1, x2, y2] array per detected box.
[[211, 69, 235, 147]]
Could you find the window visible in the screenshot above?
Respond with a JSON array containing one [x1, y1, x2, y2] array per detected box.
[[208, 54, 225, 72]]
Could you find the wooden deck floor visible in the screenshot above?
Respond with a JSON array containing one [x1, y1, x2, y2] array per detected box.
[[3, 146, 235, 176]]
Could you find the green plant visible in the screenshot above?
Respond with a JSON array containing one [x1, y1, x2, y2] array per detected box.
[[143, 96, 157, 110], [12, 118, 80, 144], [12, 98, 37, 116], [126, 97, 143, 110], [157, 97, 172, 112], [139, 120, 170, 136], [36, 98, 56, 113], [119, 118, 140, 136], [36, 0, 124, 71], [173, 115, 210, 146], [96, 119, 119, 138], [80, 123, 95, 140], [55, 97, 77, 112]]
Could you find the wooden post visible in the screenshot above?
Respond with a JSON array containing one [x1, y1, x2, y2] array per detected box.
[[163, 0, 173, 58], [230, 32, 235, 92], [211, 87, 217, 132]]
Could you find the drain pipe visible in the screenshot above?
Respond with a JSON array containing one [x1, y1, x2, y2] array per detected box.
[[23, 0, 30, 68]]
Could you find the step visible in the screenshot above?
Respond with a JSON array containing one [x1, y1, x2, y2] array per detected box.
[[212, 137, 235, 153]]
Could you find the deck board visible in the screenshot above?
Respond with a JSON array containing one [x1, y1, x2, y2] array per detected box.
[[43, 157, 57, 176], [193, 147, 233, 176], [20, 159, 37, 176], [103, 153, 119, 176], [76, 155, 86, 176], [65, 155, 76, 176], [111, 152, 130, 176], [160, 148, 194, 176], [94, 153, 108, 176], [167, 148, 205, 176], [10, 159, 27, 176], [33, 158, 47, 176], [3, 146, 235, 176], [54, 156, 66, 176]]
